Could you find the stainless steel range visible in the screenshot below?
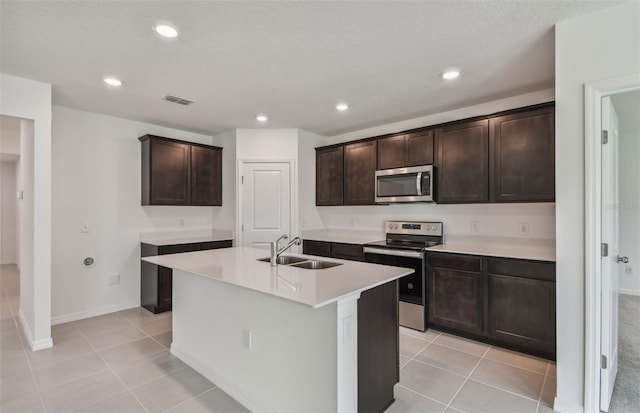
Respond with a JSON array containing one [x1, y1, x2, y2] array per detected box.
[[363, 221, 443, 331]]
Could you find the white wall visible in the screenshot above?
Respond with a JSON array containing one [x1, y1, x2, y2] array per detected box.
[[236, 129, 299, 159], [618, 114, 640, 295], [211, 129, 237, 233], [555, 2, 640, 411], [50, 105, 221, 323], [313, 89, 557, 239], [235, 129, 301, 246], [298, 129, 325, 231], [0, 73, 52, 350], [1, 161, 18, 264]]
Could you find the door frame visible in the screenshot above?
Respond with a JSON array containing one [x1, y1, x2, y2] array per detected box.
[[583, 73, 640, 412], [236, 159, 298, 248]]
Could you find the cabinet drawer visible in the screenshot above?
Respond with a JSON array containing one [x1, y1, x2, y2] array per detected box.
[[427, 252, 482, 272], [200, 240, 232, 250], [158, 243, 201, 255], [303, 240, 332, 258], [487, 257, 555, 282], [331, 242, 364, 261]]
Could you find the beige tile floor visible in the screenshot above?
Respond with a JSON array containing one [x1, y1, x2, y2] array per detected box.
[[1, 264, 557, 412]]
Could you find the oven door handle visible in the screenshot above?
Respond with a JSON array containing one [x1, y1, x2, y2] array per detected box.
[[363, 247, 424, 259]]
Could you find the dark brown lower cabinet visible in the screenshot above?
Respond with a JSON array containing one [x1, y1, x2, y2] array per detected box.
[[358, 280, 399, 413], [428, 253, 484, 335], [487, 258, 556, 358], [141, 240, 232, 313], [302, 239, 364, 261], [427, 252, 556, 359]]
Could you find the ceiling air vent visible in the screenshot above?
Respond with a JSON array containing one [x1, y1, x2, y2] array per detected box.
[[161, 95, 194, 106]]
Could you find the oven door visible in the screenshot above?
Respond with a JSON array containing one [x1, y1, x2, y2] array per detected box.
[[363, 247, 426, 331], [375, 165, 433, 203]]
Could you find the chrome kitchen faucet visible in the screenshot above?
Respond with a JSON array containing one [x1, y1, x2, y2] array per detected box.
[[270, 235, 302, 266]]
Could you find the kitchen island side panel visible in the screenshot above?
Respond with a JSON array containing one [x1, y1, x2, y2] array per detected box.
[[170, 269, 339, 413]]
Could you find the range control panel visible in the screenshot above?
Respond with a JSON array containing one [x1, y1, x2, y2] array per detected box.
[[385, 221, 443, 236]]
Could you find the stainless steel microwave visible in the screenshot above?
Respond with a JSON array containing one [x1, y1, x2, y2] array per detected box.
[[375, 165, 433, 203]]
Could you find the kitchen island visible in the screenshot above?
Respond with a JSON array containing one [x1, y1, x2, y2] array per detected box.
[[142, 246, 412, 413]]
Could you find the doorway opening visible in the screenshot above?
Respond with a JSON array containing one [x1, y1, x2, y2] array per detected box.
[[584, 75, 640, 412]]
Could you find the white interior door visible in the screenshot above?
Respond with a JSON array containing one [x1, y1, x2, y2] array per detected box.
[[240, 162, 291, 249], [600, 96, 620, 412]]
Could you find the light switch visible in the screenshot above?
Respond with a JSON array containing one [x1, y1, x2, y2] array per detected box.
[[81, 223, 91, 233]]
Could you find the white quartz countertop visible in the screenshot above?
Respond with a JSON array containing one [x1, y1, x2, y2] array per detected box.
[[142, 247, 412, 308], [140, 230, 233, 246], [426, 236, 555, 262], [301, 229, 384, 245]]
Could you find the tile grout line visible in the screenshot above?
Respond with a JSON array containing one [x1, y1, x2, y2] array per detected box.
[[394, 384, 451, 411], [1, 268, 48, 413], [73, 321, 152, 413], [158, 386, 219, 413], [535, 361, 552, 413], [443, 344, 492, 409]]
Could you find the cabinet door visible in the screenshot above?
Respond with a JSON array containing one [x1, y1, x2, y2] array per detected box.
[[377, 134, 406, 170], [490, 106, 555, 202], [331, 242, 364, 261], [149, 139, 190, 205], [316, 146, 344, 206], [302, 240, 332, 258], [406, 130, 434, 167], [344, 140, 377, 205], [157, 266, 173, 312], [488, 274, 555, 356], [200, 240, 233, 250], [428, 266, 484, 334], [191, 145, 222, 206], [435, 120, 489, 203]]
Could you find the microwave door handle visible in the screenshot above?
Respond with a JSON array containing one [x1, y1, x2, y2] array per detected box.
[[416, 172, 422, 195]]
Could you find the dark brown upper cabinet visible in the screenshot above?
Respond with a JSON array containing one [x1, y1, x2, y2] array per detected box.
[[140, 135, 223, 206], [490, 106, 555, 202], [344, 140, 377, 205], [316, 146, 344, 206], [377, 130, 434, 170], [435, 120, 490, 203], [191, 145, 222, 206]]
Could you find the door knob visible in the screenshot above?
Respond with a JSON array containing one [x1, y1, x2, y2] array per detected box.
[[616, 256, 629, 264]]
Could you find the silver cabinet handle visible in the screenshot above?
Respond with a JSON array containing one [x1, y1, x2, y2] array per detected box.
[[416, 172, 422, 196], [617, 256, 629, 264]]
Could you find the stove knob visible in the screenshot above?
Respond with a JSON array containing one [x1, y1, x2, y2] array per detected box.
[[388, 224, 394, 230], [426, 225, 432, 231], [393, 224, 398, 230], [408, 283, 414, 290]]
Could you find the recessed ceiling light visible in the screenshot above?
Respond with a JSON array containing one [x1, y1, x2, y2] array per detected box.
[[104, 77, 122, 86], [442, 69, 461, 80], [256, 115, 268, 122], [336, 103, 349, 111], [154, 24, 178, 38]]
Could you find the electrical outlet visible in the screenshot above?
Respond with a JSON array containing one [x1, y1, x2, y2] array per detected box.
[[81, 223, 91, 233], [179, 218, 185, 227], [108, 274, 120, 286], [625, 264, 633, 275], [471, 221, 480, 233], [349, 218, 355, 227], [242, 328, 252, 350], [519, 222, 529, 236]]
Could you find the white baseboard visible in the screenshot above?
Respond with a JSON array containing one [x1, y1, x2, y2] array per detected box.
[[51, 301, 140, 325], [553, 397, 584, 413], [619, 289, 640, 296], [171, 343, 270, 413], [18, 309, 53, 351]]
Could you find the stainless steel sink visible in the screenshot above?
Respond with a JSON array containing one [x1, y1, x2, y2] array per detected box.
[[290, 260, 343, 270], [257, 256, 308, 265]]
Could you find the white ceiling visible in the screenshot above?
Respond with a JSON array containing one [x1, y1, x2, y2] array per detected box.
[[0, 1, 619, 137]]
